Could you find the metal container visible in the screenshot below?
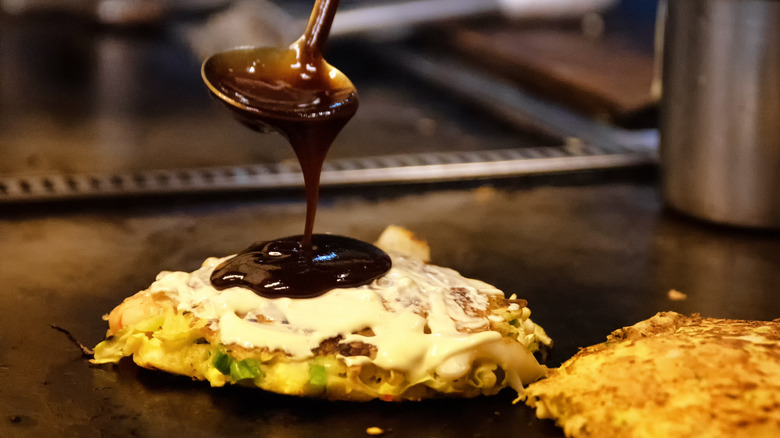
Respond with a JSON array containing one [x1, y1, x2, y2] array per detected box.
[[660, 0, 780, 228]]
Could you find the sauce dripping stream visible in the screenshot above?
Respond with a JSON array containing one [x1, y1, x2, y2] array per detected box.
[[202, 0, 391, 298], [290, 0, 341, 250]]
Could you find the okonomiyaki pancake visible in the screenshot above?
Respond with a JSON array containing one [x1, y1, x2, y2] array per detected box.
[[93, 226, 552, 401], [524, 311, 780, 437]]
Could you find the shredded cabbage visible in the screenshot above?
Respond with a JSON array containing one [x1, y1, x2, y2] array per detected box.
[[92, 301, 551, 401]]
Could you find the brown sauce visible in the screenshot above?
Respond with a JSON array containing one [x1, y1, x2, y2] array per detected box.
[[210, 234, 391, 298], [204, 0, 391, 297]]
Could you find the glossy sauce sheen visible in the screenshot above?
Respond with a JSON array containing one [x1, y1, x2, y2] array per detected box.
[[203, 1, 390, 298], [207, 47, 358, 133], [210, 235, 392, 298]]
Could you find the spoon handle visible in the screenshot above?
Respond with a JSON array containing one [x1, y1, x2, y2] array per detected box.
[[302, 0, 341, 56]]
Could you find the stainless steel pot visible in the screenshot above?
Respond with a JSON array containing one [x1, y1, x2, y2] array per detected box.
[[660, 0, 780, 228]]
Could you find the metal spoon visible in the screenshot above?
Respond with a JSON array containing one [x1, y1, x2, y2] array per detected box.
[[200, 0, 356, 249], [200, 0, 357, 136]]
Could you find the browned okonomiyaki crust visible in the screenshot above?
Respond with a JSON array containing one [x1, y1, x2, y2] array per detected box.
[[524, 311, 780, 438]]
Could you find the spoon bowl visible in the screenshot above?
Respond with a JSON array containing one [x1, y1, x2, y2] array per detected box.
[[201, 44, 358, 134]]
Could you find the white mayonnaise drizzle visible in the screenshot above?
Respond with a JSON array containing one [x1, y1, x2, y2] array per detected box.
[[148, 251, 544, 386]]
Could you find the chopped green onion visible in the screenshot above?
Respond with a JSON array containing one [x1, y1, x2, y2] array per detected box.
[[213, 348, 264, 381], [230, 359, 262, 381], [213, 350, 231, 375], [309, 364, 327, 387]]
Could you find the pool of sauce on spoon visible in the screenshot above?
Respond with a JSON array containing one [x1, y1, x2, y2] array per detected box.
[[205, 0, 391, 298]]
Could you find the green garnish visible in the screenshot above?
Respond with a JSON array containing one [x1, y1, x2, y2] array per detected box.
[[213, 350, 231, 375], [230, 358, 262, 381], [309, 363, 328, 387], [213, 349, 263, 381]]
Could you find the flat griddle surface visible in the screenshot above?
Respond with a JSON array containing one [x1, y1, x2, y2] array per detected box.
[[2, 12, 780, 438], [4, 181, 780, 437]]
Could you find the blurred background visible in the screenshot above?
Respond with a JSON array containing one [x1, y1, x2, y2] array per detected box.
[[0, 0, 660, 200]]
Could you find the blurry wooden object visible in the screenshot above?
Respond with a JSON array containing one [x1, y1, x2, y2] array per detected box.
[[451, 26, 657, 128]]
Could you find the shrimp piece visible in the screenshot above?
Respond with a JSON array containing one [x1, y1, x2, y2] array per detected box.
[[106, 291, 174, 335]]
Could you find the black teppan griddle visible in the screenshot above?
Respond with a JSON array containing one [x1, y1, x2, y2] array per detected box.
[[2, 7, 779, 438], [4, 179, 780, 438]]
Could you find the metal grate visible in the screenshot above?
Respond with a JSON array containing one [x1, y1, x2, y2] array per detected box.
[[0, 143, 654, 203], [0, 40, 660, 203]]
